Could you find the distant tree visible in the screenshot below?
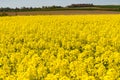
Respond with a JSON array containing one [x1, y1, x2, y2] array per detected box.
[[42, 6, 48, 9], [15, 7, 19, 11], [67, 3, 94, 8]]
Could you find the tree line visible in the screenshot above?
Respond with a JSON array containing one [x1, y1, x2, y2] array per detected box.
[[0, 4, 96, 12], [0, 5, 63, 12]]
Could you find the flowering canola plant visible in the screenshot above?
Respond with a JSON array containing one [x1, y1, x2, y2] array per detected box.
[[0, 15, 120, 80]]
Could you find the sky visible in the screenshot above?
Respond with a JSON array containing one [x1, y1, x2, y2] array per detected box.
[[0, 0, 120, 8]]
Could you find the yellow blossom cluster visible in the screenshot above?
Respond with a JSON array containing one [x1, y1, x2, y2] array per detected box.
[[0, 15, 120, 80]]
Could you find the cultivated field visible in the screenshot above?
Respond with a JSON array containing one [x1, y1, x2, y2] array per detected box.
[[0, 15, 120, 80], [0, 10, 120, 16]]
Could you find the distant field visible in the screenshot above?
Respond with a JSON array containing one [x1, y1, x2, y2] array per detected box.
[[96, 5, 120, 8], [0, 10, 120, 16]]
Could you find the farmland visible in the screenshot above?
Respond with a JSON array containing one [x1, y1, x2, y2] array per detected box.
[[0, 15, 120, 80], [0, 10, 120, 16], [0, 4, 120, 16]]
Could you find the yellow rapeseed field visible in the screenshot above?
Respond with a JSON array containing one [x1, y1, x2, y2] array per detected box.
[[0, 15, 120, 80]]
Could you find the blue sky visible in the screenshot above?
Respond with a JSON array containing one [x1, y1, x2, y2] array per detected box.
[[0, 0, 120, 8]]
